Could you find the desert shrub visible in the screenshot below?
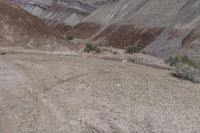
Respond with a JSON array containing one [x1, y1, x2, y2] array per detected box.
[[113, 51, 118, 55], [67, 36, 74, 40], [174, 64, 200, 83], [166, 55, 200, 69], [166, 55, 200, 83], [125, 45, 142, 54], [141, 51, 147, 54], [84, 43, 101, 53], [0, 52, 6, 55]]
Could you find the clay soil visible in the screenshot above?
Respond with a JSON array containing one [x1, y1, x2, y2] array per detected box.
[[0, 53, 200, 133]]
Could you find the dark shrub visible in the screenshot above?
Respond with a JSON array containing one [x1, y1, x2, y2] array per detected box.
[[125, 45, 142, 54], [166, 55, 200, 69], [84, 43, 101, 53], [166, 55, 200, 83], [67, 36, 74, 40], [174, 64, 200, 83]]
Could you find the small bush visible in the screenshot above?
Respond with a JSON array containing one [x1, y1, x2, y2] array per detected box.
[[166, 55, 200, 69], [67, 36, 74, 40], [174, 64, 200, 83], [125, 45, 142, 54], [113, 51, 118, 55], [0, 53, 7, 55], [84, 43, 101, 53], [166, 55, 200, 83]]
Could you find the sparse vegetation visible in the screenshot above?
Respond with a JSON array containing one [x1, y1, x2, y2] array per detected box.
[[174, 64, 200, 83], [67, 36, 74, 40], [166, 55, 200, 69], [125, 45, 142, 54], [0, 53, 7, 55], [113, 51, 118, 55], [84, 43, 101, 53], [166, 55, 200, 83]]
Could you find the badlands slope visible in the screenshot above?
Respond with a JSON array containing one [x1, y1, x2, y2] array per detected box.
[[10, 0, 116, 28], [0, 1, 75, 51], [69, 0, 200, 58], [0, 1, 200, 133]]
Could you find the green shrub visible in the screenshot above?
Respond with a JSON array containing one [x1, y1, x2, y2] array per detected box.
[[166, 55, 200, 69], [166, 55, 200, 83], [84, 43, 101, 53], [174, 64, 200, 83], [125, 45, 142, 54]]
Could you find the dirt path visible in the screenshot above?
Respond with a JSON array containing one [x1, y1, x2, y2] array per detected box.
[[0, 54, 200, 133]]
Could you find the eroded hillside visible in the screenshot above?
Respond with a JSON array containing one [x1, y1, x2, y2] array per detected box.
[[0, 1, 76, 51], [1, 1, 200, 133], [68, 0, 200, 58], [10, 0, 116, 28]]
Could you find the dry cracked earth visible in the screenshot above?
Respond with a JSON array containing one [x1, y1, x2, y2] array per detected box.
[[0, 53, 200, 133]]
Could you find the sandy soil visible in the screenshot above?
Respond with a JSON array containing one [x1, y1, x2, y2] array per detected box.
[[0, 53, 200, 133]]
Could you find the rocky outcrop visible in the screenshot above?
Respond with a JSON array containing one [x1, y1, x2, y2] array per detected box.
[[0, 1, 76, 51], [69, 0, 200, 58]]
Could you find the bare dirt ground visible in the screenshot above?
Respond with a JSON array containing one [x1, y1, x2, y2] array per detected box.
[[0, 53, 200, 133]]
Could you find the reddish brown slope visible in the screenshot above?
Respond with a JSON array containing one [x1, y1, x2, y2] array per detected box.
[[67, 0, 167, 48], [0, 1, 76, 51], [68, 0, 200, 58]]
